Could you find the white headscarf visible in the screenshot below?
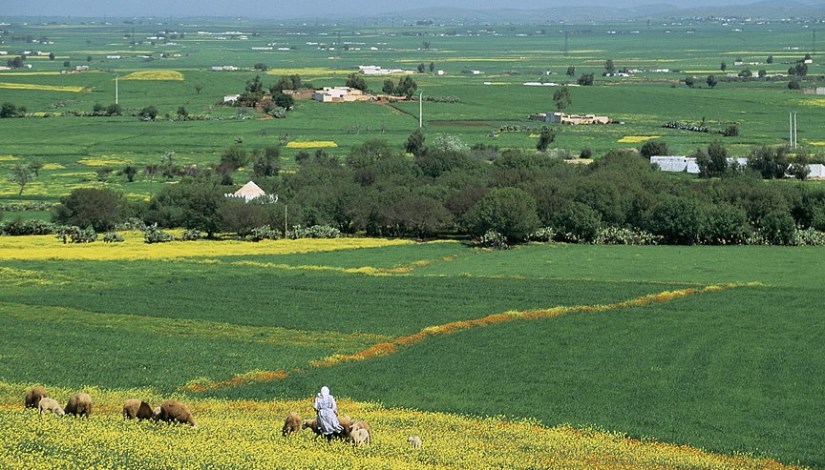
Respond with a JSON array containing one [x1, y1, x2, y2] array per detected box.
[[320, 386, 330, 398]]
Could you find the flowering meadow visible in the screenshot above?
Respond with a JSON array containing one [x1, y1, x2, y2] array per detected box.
[[0, 236, 822, 467], [0, 382, 800, 470]]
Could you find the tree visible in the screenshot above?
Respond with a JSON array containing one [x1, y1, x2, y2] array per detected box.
[[553, 86, 571, 112], [194, 84, 204, 95], [253, 62, 268, 71], [706, 74, 718, 88], [138, 105, 158, 120], [720, 61, 727, 72], [422, 41, 431, 50], [395, 76, 418, 98], [747, 145, 789, 179], [9, 163, 32, 195], [386, 195, 452, 239], [219, 145, 249, 173], [604, 58, 615, 74], [695, 141, 728, 178], [640, 140, 669, 158], [345, 73, 367, 92], [0, 102, 24, 118], [86, 55, 92, 62], [123, 165, 138, 182], [405, 129, 426, 157], [429, 62, 435, 73], [566, 66, 575, 77], [49, 52, 55, 60], [106, 103, 122, 116], [63, 60, 70, 68], [176, 106, 188, 119], [788, 79, 801, 90], [465, 187, 540, 243], [52, 187, 129, 231], [577, 73, 593, 86], [684, 76, 696, 88], [273, 92, 294, 109], [536, 126, 555, 152], [29, 159, 44, 177], [252, 146, 280, 177], [767, 55, 774, 64], [382, 79, 395, 95], [758, 69, 767, 78], [417, 62, 426, 73], [738, 69, 753, 78], [554, 201, 602, 242]]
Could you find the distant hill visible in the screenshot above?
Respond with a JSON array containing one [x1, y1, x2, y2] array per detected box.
[[384, 1, 825, 22]]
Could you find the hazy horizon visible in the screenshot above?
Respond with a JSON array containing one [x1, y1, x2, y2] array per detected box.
[[3, 0, 784, 20]]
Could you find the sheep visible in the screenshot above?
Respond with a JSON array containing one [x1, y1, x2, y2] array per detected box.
[[350, 427, 370, 447], [302, 417, 351, 441], [337, 415, 353, 437], [282, 412, 302, 436], [38, 397, 64, 416], [408, 435, 422, 449], [123, 399, 154, 420], [302, 418, 322, 438], [64, 392, 93, 417], [350, 420, 372, 444], [155, 399, 196, 427], [24, 386, 48, 409]]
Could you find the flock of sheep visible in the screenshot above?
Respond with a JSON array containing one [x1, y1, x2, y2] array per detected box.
[[25, 386, 196, 426], [25, 386, 423, 449]]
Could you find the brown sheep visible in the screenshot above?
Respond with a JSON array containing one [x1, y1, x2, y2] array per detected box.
[[350, 420, 372, 444], [408, 435, 422, 449], [302, 418, 322, 438], [38, 397, 64, 416], [123, 399, 154, 420], [337, 415, 353, 437], [155, 399, 196, 427], [64, 392, 93, 417], [282, 412, 302, 436], [24, 386, 48, 409]]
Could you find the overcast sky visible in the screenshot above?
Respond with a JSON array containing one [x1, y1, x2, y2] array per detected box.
[[4, 0, 766, 19]]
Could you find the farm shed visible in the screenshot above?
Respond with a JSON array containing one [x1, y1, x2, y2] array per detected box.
[[225, 181, 267, 202], [312, 87, 364, 103], [546, 112, 611, 125], [804, 164, 825, 179], [650, 156, 699, 174]]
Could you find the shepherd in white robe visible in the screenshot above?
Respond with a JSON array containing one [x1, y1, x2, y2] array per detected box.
[[313, 386, 343, 436]]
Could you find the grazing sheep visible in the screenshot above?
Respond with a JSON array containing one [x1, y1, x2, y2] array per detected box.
[[38, 397, 64, 416], [302, 418, 322, 438], [337, 415, 352, 437], [350, 420, 372, 444], [282, 412, 302, 436], [350, 427, 370, 447], [24, 386, 48, 409], [123, 399, 154, 420], [64, 392, 93, 417], [408, 435, 422, 449], [155, 399, 196, 427]]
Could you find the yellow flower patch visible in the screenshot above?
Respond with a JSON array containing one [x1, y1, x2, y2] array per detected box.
[[0, 381, 798, 470], [41, 163, 65, 170], [286, 141, 338, 149], [266, 67, 346, 76], [0, 82, 86, 93], [617, 135, 660, 143], [121, 70, 185, 81], [0, 233, 412, 261], [77, 157, 130, 167], [0, 155, 18, 161]]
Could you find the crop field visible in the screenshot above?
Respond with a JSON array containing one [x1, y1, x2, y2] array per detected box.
[[1, 18, 824, 207], [0, 236, 822, 468]]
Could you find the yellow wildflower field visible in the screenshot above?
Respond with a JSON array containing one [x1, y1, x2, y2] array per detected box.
[[0, 155, 19, 161], [0, 233, 413, 261], [121, 70, 185, 81], [618, 135, 660, 143], [0, 382, 797, 470], [41, 163, 65, 170], [0, 82, 86, 93], [286, 141, 339, 148], [77, 157, 130, 167]]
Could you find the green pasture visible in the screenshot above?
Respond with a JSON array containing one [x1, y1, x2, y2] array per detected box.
[[0, 18, 823, 206], [0, 241, 824, 466]]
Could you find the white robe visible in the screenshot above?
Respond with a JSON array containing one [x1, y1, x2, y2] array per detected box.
[[314, 389, 342, 435]]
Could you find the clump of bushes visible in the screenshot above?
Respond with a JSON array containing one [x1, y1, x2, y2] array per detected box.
[[594, 227, 659, 245], [182, 229, 201, 241], [289, 225, 340, 239], [102, 232, 124, 243], [55, 225, 97, 243], [144, 223, 174, 243], [0, 218, 56, 236], [478, 229, 509, 250], [251, 225, 281, 241]]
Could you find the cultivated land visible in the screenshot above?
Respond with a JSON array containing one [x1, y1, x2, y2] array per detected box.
[[0, 15, 824, 469], [0, 238, 822, 468], [1, 18, 825, 204]]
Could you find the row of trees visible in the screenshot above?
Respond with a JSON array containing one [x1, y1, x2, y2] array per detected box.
[[42, 134, 825, 246]]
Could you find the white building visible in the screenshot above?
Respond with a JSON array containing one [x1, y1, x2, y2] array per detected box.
[[312, 87, 364, 103], [225, 181, 268, 203]]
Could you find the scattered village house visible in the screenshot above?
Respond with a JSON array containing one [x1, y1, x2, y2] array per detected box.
[[224, 181, 275, 203], [312, 86, 364, 103], [531, 112, 611, 125]]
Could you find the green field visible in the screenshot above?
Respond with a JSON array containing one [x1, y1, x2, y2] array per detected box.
[[0, 240, 823, 467], [1, 18, 824, 204]]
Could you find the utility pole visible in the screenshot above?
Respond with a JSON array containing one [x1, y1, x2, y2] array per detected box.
[[115, 74, 119, 105], [419, 90, 423, 128], [789, 111, 798, 150]]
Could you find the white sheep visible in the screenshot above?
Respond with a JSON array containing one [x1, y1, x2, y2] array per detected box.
[[38, 397, 64, 416], [351, 427, 370, 447], [407, 435, 422, 449]]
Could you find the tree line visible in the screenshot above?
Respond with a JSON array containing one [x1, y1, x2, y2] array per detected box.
[[24, 134, 825, 247]]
